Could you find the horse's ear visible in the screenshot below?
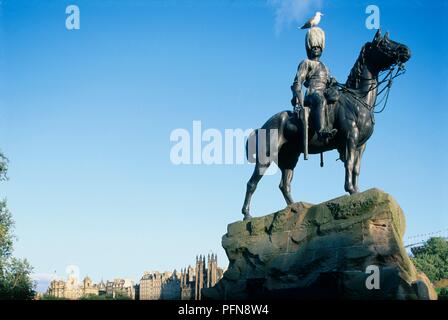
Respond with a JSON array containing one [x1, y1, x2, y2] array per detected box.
[[384, 31, 390, 41], [373, 28, 381, 44]]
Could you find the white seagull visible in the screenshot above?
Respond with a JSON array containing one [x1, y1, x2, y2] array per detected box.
[[300, 11, 324, 29]]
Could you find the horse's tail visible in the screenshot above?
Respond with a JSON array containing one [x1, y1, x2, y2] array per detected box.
[[246, 129, 258, 163]]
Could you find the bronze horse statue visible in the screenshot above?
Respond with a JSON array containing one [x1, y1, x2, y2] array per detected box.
[[242, 30, 411, 220]]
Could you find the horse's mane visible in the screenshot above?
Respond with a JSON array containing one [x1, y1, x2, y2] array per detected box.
[[345, 43, 369, 89]]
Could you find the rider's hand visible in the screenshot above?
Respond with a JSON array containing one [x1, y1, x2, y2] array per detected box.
[[328, 76, 337, 86], [293, 105, 301, 114], [291, 96, 300, 108]]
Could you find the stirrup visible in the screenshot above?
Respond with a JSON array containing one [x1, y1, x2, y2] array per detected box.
[[328, 128, 338, 137]]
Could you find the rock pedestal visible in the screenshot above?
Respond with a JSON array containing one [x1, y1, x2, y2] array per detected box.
[[203, 189, 437, 300]]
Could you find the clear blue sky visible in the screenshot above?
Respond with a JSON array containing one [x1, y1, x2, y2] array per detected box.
[[0, 0, 447, 291]]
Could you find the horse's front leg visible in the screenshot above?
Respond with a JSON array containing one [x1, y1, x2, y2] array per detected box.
[[279, 167, 295, 205], [352, 143, 366, 193], [344, 131, 358, 195], [242, 163, 269, 220]]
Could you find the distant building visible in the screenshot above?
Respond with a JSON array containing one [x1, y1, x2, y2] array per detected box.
[[139, 271, 180, 300], [134, 284, 140, 300], [98, 279, 107, 296], [47, 274, 99, 299], [47, 275, 135, 300], [82, 277, 99, 296], [180, 266, 196, 300], [162, 271, 181, 299], [106, 279, 135, 299], [180, 253, 223, 300], [138, 253, 223, 300]]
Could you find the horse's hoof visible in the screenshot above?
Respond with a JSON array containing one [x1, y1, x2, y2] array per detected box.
[[345, 184, 356, 195], [243, 213, 252, 221]]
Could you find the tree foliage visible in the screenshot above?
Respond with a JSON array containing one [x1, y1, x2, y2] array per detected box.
[[0, 152, 35, 299], [0, 153, 8, 182], [79, 293, 132, 300], [39, 294, 66, 300], [437, 288, 448, 300], [411, 237, 448, 283]]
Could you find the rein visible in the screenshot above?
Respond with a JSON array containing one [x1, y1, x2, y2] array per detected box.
[[335, 61, 406, 119]]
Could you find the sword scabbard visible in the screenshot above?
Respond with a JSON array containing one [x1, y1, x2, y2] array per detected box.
[[300, 106, 310, 160]]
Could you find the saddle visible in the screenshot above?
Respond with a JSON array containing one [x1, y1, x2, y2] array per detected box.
[[324, 84, 340, 105]]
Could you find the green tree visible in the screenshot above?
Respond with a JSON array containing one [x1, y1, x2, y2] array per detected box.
[[0, 152, 8, 182], [0, 153, 35, 299], [112, 293, 132, 300], [79, 293, 107, 300], [437, 288, 448, 300], [39, 294, 66, 300], [411, 237, 448, 283], [79, 293, 132, 300]]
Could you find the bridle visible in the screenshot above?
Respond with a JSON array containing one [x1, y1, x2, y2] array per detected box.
[[335, 41, 407, 120]]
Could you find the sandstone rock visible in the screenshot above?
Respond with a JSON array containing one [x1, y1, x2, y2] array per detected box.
[[203, 189, 437, 300], [434, 278, 448, 289]]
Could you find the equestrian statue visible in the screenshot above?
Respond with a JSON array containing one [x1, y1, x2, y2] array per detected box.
[[242, 29, 411, 220]]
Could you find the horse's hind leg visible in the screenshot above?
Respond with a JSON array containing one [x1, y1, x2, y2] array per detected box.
[[279, 168, 295, 205], [352, 143, 366, 193], [344, 134, 358, 194], [242, 163, 269, 220]]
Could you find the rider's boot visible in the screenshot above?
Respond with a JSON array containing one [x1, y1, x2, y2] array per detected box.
[[318, 128, 338, 141], [315, 103, 337, 142]]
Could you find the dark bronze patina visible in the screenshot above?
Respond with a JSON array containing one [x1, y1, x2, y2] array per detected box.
[[242, 30, 411, 220]]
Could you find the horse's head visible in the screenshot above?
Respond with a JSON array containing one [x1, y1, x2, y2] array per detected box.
[[366, 29, 411, 72]]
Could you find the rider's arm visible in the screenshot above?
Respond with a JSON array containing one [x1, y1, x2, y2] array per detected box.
[[325, 65, 337, 86], [291, 60, 308, 110]]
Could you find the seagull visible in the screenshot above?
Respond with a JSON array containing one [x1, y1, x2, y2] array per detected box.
[[300, 11, 324, 29]]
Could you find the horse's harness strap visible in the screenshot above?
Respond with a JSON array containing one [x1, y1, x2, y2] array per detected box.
[[335, 63, 406, 117]]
